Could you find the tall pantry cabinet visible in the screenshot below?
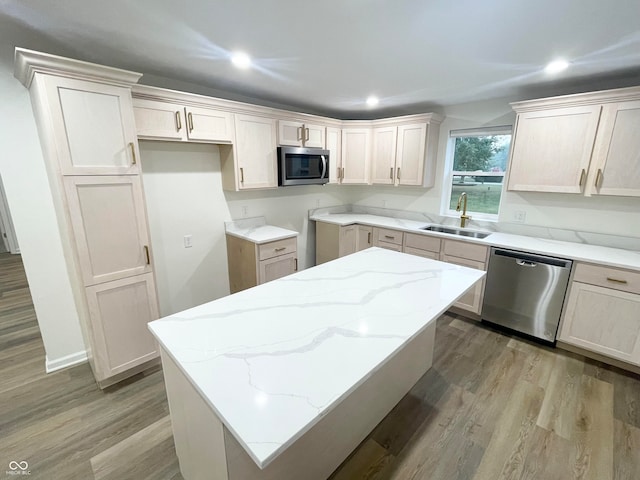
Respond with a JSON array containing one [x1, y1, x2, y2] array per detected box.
[[14, 49, 160, 388]]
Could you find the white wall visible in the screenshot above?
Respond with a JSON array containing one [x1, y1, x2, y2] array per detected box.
[[140, 141, 349, 316], [0, 39, 86, 369], [351, 97, 640, 239]]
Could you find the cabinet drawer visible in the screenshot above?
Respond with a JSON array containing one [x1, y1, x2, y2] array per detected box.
[[404, 246, 439, 260], [573, 263, 640, 294], [258, 237, 297, 261], [374, 227, 403, 246], [404, 233, 441, 253], [376, 241, 403, 252], [442, 239, 488, 264]]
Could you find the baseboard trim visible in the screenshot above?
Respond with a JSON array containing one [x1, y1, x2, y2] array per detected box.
[[45, 350, 88, 373]]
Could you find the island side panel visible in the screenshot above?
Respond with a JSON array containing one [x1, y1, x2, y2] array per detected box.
[[224, 320, 436, 480], [160, 349, 229, 480], [226, 234, 259, 293]]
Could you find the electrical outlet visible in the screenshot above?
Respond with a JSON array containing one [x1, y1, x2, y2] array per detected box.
[[184, 235, 193, 248], [513, 210, 527, 223], [382, 199, 387, 208], [241, 206, 248, 217]]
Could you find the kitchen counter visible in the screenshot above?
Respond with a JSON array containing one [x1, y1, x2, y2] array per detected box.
[[310, 212, 640, 272], [148, 248, 485, 479], [225, 216, 298, 244]]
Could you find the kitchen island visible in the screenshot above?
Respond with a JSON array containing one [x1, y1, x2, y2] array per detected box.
[[148, 247, 485, 480]]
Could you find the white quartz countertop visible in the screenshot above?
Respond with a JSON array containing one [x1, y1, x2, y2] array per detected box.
[[225, 217, 298, 244], [148, 248, 485, 469], [310, 213, 640, 272]]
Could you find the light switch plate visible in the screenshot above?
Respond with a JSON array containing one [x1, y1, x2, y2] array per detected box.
[[513, 211, 527, 223], [184, 235, 193, 248]]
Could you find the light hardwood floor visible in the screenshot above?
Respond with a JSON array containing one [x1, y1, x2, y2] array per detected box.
[[1, 252, 639, 480]]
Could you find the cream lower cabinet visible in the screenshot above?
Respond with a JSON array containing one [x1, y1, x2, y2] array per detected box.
[[558, 263, 640, 366], [440, 240, 489, 315], [403, 233, 441, 260], [227, 235, 298, 293], [372, 227, 404, 252], [133, 98, 234, 143], [86, 273, 159, 378], [315, 222, 371, 264]]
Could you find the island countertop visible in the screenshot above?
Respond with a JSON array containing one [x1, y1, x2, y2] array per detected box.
[[148, 248, 485, 470]]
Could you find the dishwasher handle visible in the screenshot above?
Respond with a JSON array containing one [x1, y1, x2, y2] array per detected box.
[[492, 248, 572, 269]]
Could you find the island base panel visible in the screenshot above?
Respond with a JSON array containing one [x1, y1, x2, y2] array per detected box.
[[161, 321, 435, 480]]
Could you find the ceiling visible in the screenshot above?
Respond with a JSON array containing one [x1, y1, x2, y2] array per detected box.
[[1, 0, 640, 118]]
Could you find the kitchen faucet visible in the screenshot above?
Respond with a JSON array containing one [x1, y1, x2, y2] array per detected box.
[[456, 192, 471, 228]]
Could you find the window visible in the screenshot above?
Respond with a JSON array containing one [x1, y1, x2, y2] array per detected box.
[[444, 126, 512, 220]]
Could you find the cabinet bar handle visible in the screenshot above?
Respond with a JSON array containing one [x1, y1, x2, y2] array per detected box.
[[342, 167, 345, 179], [337, 167, 341, 180], [595, 169, 603, 188], [240, 167, 244, 183], [368, 232, 371, 244], [579, 168, 586, 187], [144, 245, 150, 265], [175, 111, 182, 131], [297, 126, 302, 141], [294, 258, 298, 271], [397, 167, 401, 180], [188, 112, 194, 132], [129, 143, 137, 165], [275, 247, 286, 252], [390, 167, 393, 180], [305, 127, 310, 142], [606, 277, 628, 284]]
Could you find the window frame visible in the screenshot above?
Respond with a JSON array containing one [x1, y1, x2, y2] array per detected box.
[[442, 126, 513, 222]]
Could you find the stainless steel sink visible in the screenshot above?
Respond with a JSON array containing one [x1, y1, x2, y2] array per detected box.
[[419, 225, 491, 239]]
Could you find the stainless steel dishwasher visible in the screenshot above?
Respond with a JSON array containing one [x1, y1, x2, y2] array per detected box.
[[481, 248, 573, 343]]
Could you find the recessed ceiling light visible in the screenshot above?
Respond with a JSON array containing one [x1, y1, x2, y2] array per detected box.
[[544, 59, 569, 74], [231, 52, 251, 69], [366, 96, 379, 107]]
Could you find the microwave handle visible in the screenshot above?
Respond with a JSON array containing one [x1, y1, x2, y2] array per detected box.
[[320, 155, 327, 179]]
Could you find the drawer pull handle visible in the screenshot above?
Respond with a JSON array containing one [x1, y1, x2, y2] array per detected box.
[[384, 235, 395, 239], [606, 277, 628, 284], [275, 247, 286, 252]]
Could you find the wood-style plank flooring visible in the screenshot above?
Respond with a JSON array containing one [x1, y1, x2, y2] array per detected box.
[[1, 252, 639, 479]]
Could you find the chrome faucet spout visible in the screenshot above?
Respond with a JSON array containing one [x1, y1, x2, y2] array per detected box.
[[456, 192, 471, 228]]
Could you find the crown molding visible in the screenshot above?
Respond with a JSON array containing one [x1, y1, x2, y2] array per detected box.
[[511, 86, 640, 112], [14, 48, 142, 88]]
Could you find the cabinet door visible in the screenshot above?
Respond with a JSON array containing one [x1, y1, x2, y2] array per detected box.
[[356, 225, 373, 251], [303, 123, 326, 148], [64, 176, 153, 286], [234, 114, 278, 189], [259, 253, 297, 284], [326, 127, 342, 184], [185, 106, 234, 143], [507, 105, 602, 193], [587, 100, 640, 197], [133, 99, 187, 141], [42, 75, 140, 175], [441, 254, 486, 314], [396, 123, 427, 186], [86, 273, 159, 379], [278, 120, 304, 147], [341, 128, 371, 184], [339, 225, 357, 257], [558, 282, 640, 365], [371, 127, 397, 185]]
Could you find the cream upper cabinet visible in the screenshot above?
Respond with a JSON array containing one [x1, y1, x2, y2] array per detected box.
[[371, 127, 398, 185], [278, 120, 325, 148], [326, 127, 342, 184], [233, 114, 278, 190], [507, 105, 602, 193], [133, 98, 234, 143], [558, 263, 640, 365], [396, 123, 428, 186], [341, 128, 371, 184], [64, 176, 153, 286], [585, 100, 640, 197], [507, 87, 640, 197], [40, 75, 140, 175]]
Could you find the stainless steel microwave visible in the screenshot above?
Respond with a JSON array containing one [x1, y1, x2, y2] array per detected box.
[[277, 147, 329, 186]]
